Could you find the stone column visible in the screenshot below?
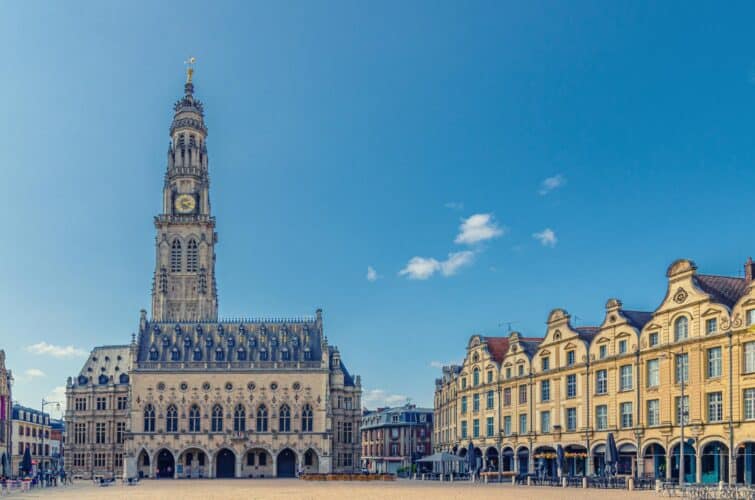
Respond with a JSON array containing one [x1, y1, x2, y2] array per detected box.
[[236, 451, 242, 478], [696, 449, 702, 484], [666, 448, 672, 481], [208, 454, 215, 479]]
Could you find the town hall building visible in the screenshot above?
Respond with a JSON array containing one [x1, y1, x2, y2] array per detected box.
[[65, 66, 362, 480]]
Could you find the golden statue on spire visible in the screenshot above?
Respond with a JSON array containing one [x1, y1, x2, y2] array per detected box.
[[185, 57, 197, 83]]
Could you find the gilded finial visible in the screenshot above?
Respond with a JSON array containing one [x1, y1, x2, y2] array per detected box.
[[185, 56, 197, 83]]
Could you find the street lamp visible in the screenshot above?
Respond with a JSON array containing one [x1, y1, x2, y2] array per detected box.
[[40, 398, 61, 487]]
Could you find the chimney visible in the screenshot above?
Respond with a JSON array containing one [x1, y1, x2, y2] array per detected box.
[[746, 257, 755, 283]]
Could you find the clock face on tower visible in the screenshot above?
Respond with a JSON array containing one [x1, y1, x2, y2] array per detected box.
[[174, 194, 196, 214]]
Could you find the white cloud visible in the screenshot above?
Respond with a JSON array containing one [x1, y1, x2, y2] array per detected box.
[[44, 386, 67, 416], [399, 256, 441, 280], [24, 368, 46, 379], [366, 266, 379, 282], [399, 251, 475, 280], [444, 201, 464, 210], [362, 388, 408, 409], [25, 342, 87, 358], [538, 174, 566, 195], [533, 228, 558, 247], [440, 251, 475, 276], [454, 213, 504, 245]]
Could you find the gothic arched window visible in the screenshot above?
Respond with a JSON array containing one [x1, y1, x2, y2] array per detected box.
[[211, 404, 223, 432], [674, 316, 689, 341], [171, 239, 182, 272], [215, 348, 224, 362], [119, 373, 129, 384], [143, 404, 155, 433], [234, 404, 246, 432], [237, 348, 247, 361], [278, 404, 291, 432], [98, 374, 108, 385], [301, 404, 313, 432], [256, 405, 268, 432], [189, 405, 201, 432], [149, 347, 159, 361], [187, 239, 198, 272], [193, 347, 202, 361], [171, 348, 180, 361], [166, 405, 178, 433]]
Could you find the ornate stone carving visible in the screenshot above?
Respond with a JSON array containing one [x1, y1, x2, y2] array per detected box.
[[673, 287, 688, 304]]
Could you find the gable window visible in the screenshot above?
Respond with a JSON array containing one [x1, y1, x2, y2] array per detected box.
[[747, 310, 755, 326], [473, 368, 480, 386], [541, 357, 550, 371], [618, 340, 627, 354], [566, 350, 575, 366], [674, 316, 689, 342], [649, 332, 659, 347], [706, 318, 718, 335], [487, 370, 493, 383], [599, 345, 607, 359], [506, 367, 511, 379], [166, 405, 178, 433], [211, 405, 223, 432], [461, 377, 467, 389], [189, 405, 201, 432], [518, 364, 524, 376]]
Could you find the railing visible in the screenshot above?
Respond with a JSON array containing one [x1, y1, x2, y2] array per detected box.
[[137, 361, 323, 370]]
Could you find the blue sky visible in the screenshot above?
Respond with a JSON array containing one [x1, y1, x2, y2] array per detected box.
[[1, 1, 754, 416]]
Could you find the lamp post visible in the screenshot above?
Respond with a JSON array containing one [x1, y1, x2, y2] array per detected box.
[[40, 398, 61, 487]]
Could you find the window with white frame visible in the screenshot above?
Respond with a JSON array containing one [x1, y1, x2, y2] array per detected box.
[[706, 318, 717, 334], [747, 310, 755, 326], [620, 402, 633, 428], [519, 414, 527, 434], [596, 405, 608, 430], [675, 396, 689, 425], [618, 340, 627, 354], [647, 359, 660, 387], [745, 389, 755, 420], [620, 365, 633, 391], [541, 380, 550, 402], [599, 345, 607, 359], [566, 407, 577, 431], [707, 392, 723, 422], [647, 399, 660, 426], [566, 350, 575, 366], [745, 342, 755, 373], [596, 370, 607, 394], [503, 416, 511, 436], [707, 347, 722, 378], [674, 316, 689, 341], [675, 353, 689, 383], [541, 411, 551, 433], [566, 374, 577, 398]]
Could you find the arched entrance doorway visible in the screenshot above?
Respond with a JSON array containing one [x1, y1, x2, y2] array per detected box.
[[137, 449, 150, 478], [303, 449, 319, 474], [671, 442, 696, 484], [534, 446, 556, 479], [485, 447, 499, 471], [617, 443, 637, 476], [643, 443, 666, 479], [215, 448, 236, 478], [737, 442, 755, 484], [178, 448, 207, 479], [517, 447, 529, 474], [701, 441, 728, 484], [277, 448, 297, 477], [592, 444, 606, 476], [501, 447, 514, 472], [156, 449, 175, 479], [564, 445, 587, 476]]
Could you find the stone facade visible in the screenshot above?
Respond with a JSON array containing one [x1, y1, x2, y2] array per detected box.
[[11, 405, 51, 474], [434, 257, 755, 485], [0, 351, 11, 464], [65, 70, 361, 480], [360, 404, 433, 474]]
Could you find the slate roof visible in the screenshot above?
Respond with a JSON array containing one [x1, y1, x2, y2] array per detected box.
[[484, 337, 510, 364], [622, 310, 653, 330], [695, 274, 749, 308], [574, 327, 600, 344]]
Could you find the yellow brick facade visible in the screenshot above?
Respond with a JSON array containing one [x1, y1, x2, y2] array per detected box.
[[434, 258, 755, 485]]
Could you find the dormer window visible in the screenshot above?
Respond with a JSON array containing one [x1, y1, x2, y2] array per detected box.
[[149, 348, 158, 361], [237, 348, 247, 361], [566, 351, 575, 366], [618, 340, 627, 354], [748, 310, 755, 326], [599, 345, 607, 359], [706, 318, 718, 334], [171, 348, 180, 361], [674, 316, 689, 341], [541, 357, 550, 371], [215, 348, 224, 361], [193, 347, 202, 361], [649, 332, 659, 347]]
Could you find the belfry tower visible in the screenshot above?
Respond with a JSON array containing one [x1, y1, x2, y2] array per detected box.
[[151, 62, 218, 322]]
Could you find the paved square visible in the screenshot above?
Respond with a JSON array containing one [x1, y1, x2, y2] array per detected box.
[[10, 479, 654, 499]]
